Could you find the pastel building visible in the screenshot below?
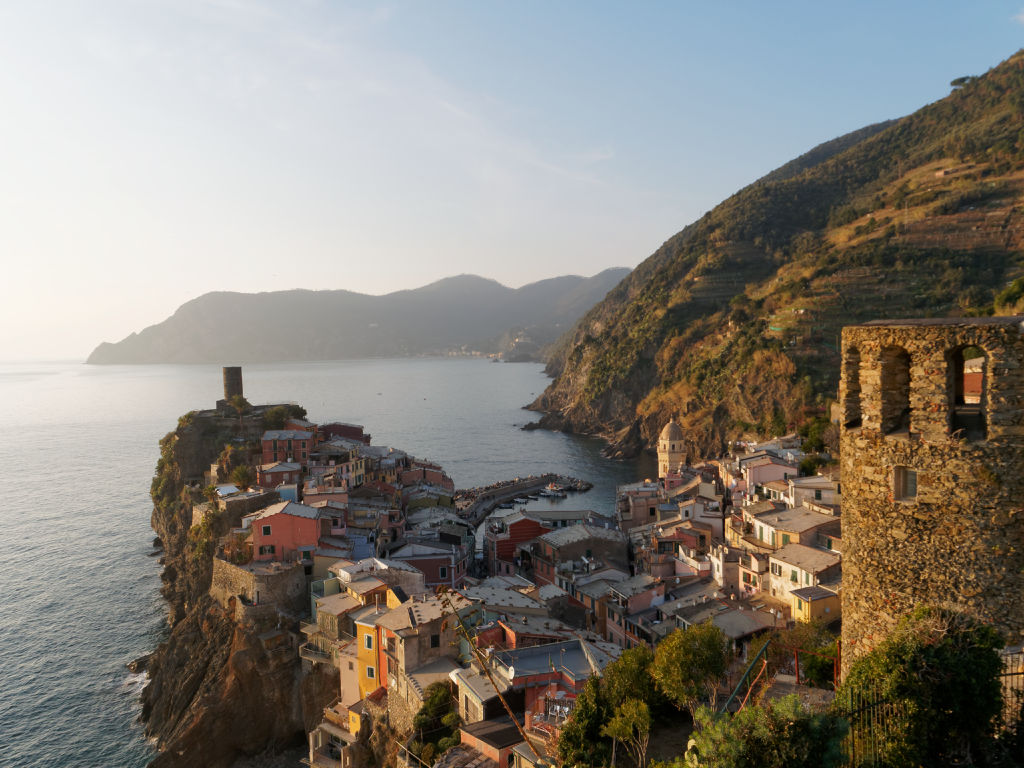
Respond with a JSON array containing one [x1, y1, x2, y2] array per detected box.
[[248, 501, 325, 562]]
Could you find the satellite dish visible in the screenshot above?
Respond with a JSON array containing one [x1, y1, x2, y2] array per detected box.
[[508, 665, 515, 678]]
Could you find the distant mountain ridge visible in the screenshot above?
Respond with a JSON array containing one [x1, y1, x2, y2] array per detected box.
[[531, 50, 1024, 458], [86, 269, 631, 364]]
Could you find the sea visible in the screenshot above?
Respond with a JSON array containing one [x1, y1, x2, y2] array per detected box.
[[0, 358, 654, 768]]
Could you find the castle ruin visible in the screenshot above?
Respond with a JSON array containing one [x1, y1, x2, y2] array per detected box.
[[840, 317, 1024, 674]]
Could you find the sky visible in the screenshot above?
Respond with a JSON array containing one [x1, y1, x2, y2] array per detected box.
[[1, 2, 1022, 360]]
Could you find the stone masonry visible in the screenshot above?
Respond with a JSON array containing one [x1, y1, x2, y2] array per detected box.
[[840, 317, 1024, 675], [210, 557, 307, 617]]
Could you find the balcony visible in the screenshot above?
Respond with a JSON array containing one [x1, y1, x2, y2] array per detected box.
[[324, 698, 351, 728], [301, 621, 321, 636], [300, 642, 332, 664], [308, 751, 342, 768]]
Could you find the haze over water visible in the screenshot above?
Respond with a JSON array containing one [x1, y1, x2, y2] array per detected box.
[[0, 357, 653, 767]]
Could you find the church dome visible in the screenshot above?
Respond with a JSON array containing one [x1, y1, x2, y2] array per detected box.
[[659, 418, 684, 442]]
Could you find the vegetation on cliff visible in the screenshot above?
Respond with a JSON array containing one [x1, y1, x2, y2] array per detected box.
[[533, 49, 1024, 458], [143, 408, 332, 768]]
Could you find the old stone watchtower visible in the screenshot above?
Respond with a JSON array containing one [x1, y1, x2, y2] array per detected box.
[[840, 317, 1024, 674]]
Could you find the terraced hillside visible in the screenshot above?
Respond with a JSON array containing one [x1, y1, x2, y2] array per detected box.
[[531, 50, 1024, 458]]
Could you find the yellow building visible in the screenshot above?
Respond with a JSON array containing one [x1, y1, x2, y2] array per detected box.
[[352, 604, 388, 699], [791, 585, 841, 623]]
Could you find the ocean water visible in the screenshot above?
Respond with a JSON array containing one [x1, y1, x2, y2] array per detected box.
[[0, 358, 653, 767]]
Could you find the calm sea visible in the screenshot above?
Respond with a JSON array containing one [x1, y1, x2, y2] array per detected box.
[[0, 358, 653, 768]]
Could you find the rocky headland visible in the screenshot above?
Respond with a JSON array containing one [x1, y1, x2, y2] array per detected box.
[[140, 408, 333, 767]]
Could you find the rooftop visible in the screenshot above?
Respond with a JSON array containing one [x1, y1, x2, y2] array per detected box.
[[791, 585, 839, 601], [528, 509, 595, 521], [575, 578, 616, 600], [610, 573, 657, 598], [459, 585, 546, 611], [493, 639, 621, 680], [770, 543, 841, 574], [262, 429, 314, 440], [537, 524, 626, 548], [259, 461, 301, 472], [461, 718, 526, 750], [345, 576, 386, 595], [754, 505, 836, 533], [375, 593, 474, 630], [499, 614, 575, 637], [534, 583, 568, 601], [316, 592, 361, 616], [451, 666, 504, 702], [250, 500, 321, 521]]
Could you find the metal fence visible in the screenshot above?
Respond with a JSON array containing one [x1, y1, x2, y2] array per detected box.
[[831, 685, 910, 768], [832, 648, 1024, 767]]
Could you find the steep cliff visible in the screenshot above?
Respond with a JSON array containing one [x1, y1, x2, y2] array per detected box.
[[142, 595, 335, 768], [532, 50, 1024, 458], [141, 409, 334, 767]]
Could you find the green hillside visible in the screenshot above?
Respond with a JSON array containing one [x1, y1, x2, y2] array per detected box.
[[531, 50, 1024, 458]]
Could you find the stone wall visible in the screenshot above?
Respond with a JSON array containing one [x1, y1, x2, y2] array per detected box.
[[220, 489, 280, 527], [387, 680, 418, 735], [840, 318, 1024, 675], [210, 557, 308, 618]]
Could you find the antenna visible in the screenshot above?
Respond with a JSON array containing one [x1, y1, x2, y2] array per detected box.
[[440, 590, 544, 763]]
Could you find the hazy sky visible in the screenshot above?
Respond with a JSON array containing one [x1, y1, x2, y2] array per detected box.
[[1, 2, 1021, 360]]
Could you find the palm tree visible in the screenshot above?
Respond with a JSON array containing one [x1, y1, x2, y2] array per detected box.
[[229, 394, 250, 434]]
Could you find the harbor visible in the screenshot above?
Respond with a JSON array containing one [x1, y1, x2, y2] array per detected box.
[[455, 474, 594, 527]]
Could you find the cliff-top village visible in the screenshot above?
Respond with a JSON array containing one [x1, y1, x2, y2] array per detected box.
[[178, 317, 1024, 768]]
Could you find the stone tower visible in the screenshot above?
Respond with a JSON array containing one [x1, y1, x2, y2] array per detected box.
[[839, 318, 1024, 675], [223, 366, 243, 401], [658, 418, 686, 478]]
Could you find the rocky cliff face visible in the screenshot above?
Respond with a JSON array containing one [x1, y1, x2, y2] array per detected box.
[[141, 411, 333, 767], [142, 596, 335, 768]]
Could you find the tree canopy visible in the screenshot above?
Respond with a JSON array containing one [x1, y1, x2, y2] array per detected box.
[[558, 676, 611, 767], [602, 698, 652, 768], [603, 644, 665, 713], [652, 624, 731, 716]]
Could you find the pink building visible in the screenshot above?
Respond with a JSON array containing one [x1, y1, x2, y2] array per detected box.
[[400, 466, 455, 493], [742, 455, 798, 494], [284, 418, 320, 442], [256, 461, 302, 489], [262, 430, 315, 466], [615, 481, 664, 533], [606, 574, 666, 648], [249, 500, 325, 561]]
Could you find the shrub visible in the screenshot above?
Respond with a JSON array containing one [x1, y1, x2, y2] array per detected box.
[[686, 696, 848, 768], [838, 606, 1004, 767]]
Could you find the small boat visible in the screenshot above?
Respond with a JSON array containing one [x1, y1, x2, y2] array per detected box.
[[540, 488, 566, 499]]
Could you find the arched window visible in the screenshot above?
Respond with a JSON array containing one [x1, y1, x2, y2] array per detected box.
[[880, 346, 911, 434], [843, 346, 862, 428], [949, 346, 987, 439]]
